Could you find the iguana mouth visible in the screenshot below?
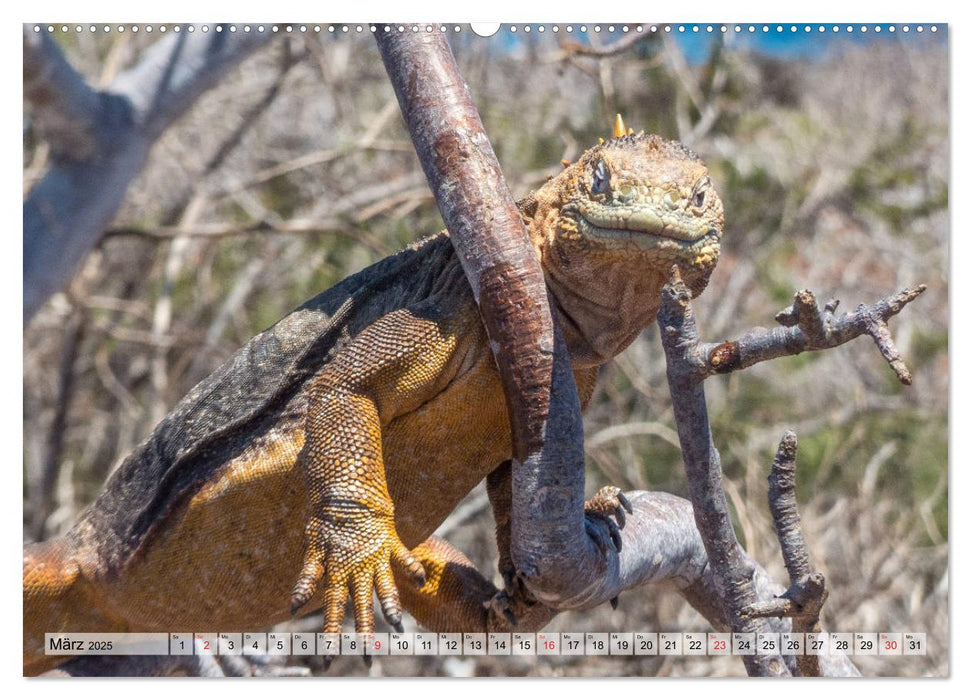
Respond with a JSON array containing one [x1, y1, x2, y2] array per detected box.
[[576, 202, 716, 244]]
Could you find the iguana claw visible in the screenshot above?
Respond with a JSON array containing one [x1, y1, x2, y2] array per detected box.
[[485, 569, 540, 631], [617, 491, 633, 513], [485, 587, 532, 630], [584, 516, 621, 554]]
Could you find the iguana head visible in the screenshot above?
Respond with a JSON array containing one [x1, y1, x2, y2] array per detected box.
[[525, 118, 723, 366]]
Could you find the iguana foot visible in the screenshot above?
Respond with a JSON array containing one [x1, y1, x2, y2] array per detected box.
[[486, 571, 538, 630], [290, 504, 426, 634], [584, 485, 634, 554]]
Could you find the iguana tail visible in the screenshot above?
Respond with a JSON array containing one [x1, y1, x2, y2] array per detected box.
[[23, 538, 125, 675]]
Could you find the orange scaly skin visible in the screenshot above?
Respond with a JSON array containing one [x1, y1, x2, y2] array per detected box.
[[23, 130, 724, 675]]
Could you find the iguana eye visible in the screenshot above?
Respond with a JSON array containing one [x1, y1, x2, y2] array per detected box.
[[692, 177, 711, 209], [591, 159, 610, 195]]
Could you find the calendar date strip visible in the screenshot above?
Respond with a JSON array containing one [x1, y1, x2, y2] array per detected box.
[[45, 631, 927, 657]]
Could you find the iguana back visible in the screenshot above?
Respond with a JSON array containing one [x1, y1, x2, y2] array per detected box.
[[71, 233, 466, 570]]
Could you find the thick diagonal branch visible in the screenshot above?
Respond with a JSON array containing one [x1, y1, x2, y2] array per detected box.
[[23, 24, 273, 322], [376, 29, 606, 605]]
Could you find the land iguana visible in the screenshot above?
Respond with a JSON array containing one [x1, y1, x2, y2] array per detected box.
[[23, 119, 724, 674]]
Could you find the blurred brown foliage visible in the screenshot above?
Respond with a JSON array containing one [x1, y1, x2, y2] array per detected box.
[[23, 27, 947, 676]]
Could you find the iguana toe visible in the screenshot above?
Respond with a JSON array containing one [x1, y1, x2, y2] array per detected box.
[[292, 511, 424, 635]]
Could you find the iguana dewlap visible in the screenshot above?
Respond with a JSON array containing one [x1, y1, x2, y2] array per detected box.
[[24, 126, 723, 674]]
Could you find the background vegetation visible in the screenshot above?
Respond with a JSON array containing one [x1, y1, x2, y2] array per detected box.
[[23, 25, 948, 676]]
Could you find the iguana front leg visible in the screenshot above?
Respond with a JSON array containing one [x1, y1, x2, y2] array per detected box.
[[483, 365, 617, 623], [290, 386, 425, 633], [486, 460, 633, 624], [289, 307, 467, 634]]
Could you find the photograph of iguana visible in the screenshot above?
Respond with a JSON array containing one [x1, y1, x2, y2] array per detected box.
[[22, 22, 948, 677]]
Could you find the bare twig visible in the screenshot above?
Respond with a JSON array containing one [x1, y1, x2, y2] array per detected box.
[[102, 220, 390, 254], [700, 286, 926, 384], [663, 34, 706, 116], [159, 38, 300, 225], [29, 310, 85, 540], [663, 33, 729, 146], [207, 41, 300, 178], [590, 31, 617, 119], [82, 295, 151, 319], [210, 140, 411, 200], [89, 319, 194, 349], [94, 344, 141, 415], [103, 170, 427, 256], [557, 32, 651, 59], [586, 420, 682, 451], [767, 432, 817, 582]]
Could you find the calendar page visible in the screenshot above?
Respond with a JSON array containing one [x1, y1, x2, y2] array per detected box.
[[22, 16, 948, 680]]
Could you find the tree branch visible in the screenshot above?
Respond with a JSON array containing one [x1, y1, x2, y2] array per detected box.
[[483, 490, 857, 676], [556, 32, 652, 59], [23, 24, 274, 323], [657, 266, 790, 677], [700, 286, 926, 383], [740, 431, 830, 677], [376, 29, 609, 605], [23, 29, 112, 160]]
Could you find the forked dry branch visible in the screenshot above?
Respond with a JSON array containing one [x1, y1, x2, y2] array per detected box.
[[740, 431, 828, 677], [658, 266, 920, 676]]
